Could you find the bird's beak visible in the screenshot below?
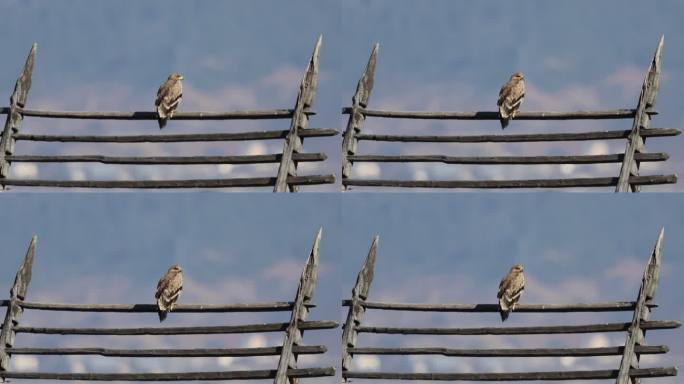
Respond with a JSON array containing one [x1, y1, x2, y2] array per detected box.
[[179, 76, 184, 80]]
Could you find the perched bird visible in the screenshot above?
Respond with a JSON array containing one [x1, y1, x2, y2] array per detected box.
[[155, 264, 183, 322], [497, 72, 525, 129], [155, 73, 183, 129], [497, 264, 525, 322]]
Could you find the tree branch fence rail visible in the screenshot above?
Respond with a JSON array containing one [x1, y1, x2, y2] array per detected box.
[[341, 228, 680, 382], [0, 36, 337, 192], [341, 37, 679, 191], [0, 229, 338, 382]]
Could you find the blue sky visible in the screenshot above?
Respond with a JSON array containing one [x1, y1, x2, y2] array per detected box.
[[1, 1, 683, 191], [0, 194, 682, 383]]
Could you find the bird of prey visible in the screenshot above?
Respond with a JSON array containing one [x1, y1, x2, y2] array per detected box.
[[155, 73, 183, 129], [155, 264, 183, 322], [497, 264, 525, 322], [497, 72, 525, 129]]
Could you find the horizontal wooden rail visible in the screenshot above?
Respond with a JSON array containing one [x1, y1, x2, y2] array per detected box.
[[9, 345, 326, 357], [0, 300, 311, 312], [342, 107, 640, 120], [7, 153, 326, 165], [343, 175, 677, 189], [1, 175, 335, 189], [355, 320, 680, 335], [348, 345, 668, 357], [14, 320, 338, 335], [13, 128, 338, 143], [1, 367, 335, 381], [347, 153, 667, 165], [355, 128, 680, 143], [341, 301, 648, 312], [343, 367, 677, 381], [9, 108, 315, 120]]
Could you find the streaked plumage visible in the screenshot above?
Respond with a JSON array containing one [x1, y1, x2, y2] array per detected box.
[[497, 264, 525, 322], [497, 72, 525, 129], [155, 264, 183, 322], [155, 73, 183, 129]]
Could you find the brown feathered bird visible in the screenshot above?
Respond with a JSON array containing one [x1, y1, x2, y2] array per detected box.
[[497, 264, 525, 322], [155, 73, 183, 129], [155, 264, 183, 322], [497, 72, 525, 129]]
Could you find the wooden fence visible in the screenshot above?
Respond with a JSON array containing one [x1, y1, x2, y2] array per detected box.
[[341, 228, 680, 382], [0, 229, 338, 381], [0, 36, 337, 192], [341, 37, 680, 191]]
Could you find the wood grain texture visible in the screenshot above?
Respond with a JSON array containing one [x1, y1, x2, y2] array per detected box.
[[6, 301, 311, 312], [0, 44, 36, 179], [342, 236, 378, 371], [274, 228, 323, 384], [16, 108, 298, 120], [342, 44, 378, 184], [617, 228, 664, 384], [617, 36, 664, 192], [0, 236, 36, 373], [274, 36, 321, 192]]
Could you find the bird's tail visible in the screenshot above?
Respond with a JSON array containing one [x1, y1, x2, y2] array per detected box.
[[158, 310, 167, 322], [500, 118, 509, 129], [500, 309, 510, 322], [158, 118, 167, 129]]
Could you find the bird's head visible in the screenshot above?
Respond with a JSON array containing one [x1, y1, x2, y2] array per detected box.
[[169, 264, 183, 273], [511, 264, 524, 273], [511, 72, 524, 80], [169, 73, 184, 81]]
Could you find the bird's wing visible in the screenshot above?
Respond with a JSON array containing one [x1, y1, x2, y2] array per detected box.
[[155, 81, 172, 107], [497, 274, 512, 298], [506, 273, 525, 300], [155, 273, 169, 299], [162, 81, 182, 107], [497, 82, 511, 106], [163, 272, 183, 302]]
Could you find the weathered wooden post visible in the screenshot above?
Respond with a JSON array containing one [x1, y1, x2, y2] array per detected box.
[[341, 236, 378, 378], [0, 44, 37, 189], [274, 36, 322, 193], [274, 228, 322, 384], [616, 36, 663, 192], [0, 236, 37, 382], [341, 44, 378, 191], [616, 228, 664, 384]]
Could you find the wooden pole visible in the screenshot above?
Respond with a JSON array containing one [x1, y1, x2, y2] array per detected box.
[[342, 236, 378, 375], [342, 44, 378, 189], [616, 228, 664, 384], [0, 236, 36, 381], [274, 36, 322, 192], [616, 36, 664, 192], [0, 44, 37, 188], [274, 228, 322, 384]]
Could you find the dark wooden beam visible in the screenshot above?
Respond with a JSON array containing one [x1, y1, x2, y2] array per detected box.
[[341, 301, 646, 312], [15, 320, 338, 335], [343, 175, 676, 189], [354, 320, 680, 335], [355, 128, 680, 143], [16, 108, 299, 120], [7, 153, 326, 165], [347, 345, 668, 357], [8, 301, 310, 312], [347, 153, 667, 165], [342, 107, 637, 120], [1, 175, 335, 189], [9, 345, 326, 357], [343, 367, 677, 381], [13, 128, 338, 143]]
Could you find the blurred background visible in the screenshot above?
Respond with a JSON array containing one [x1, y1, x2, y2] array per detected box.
[[0, 0, 682, 191], [0, 194, 682, 383]]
